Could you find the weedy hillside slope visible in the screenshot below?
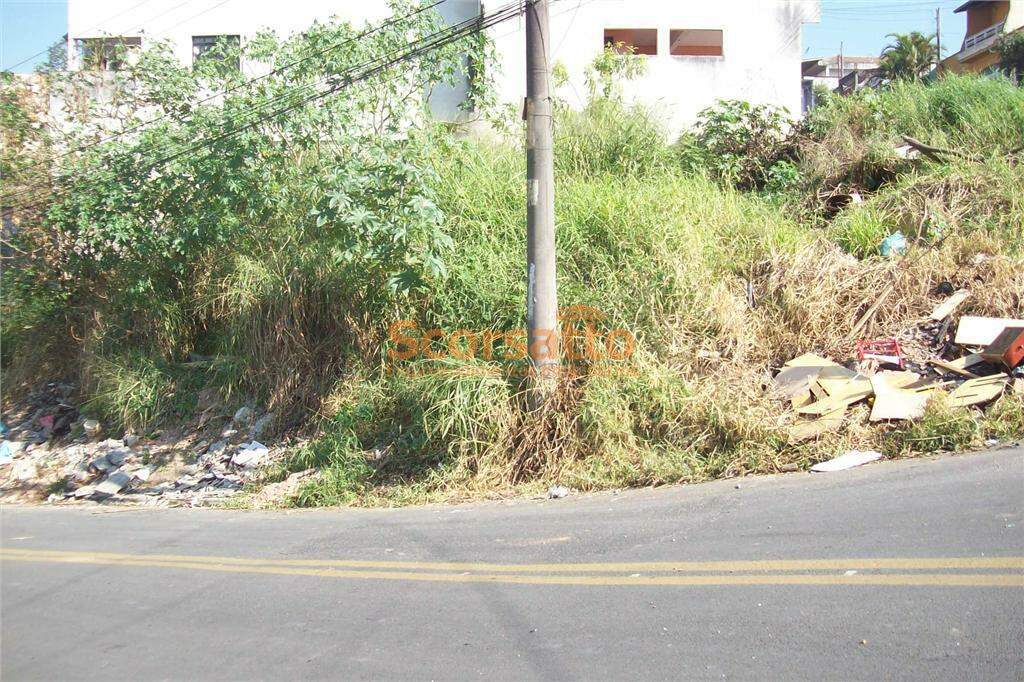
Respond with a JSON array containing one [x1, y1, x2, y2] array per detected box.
[[2, 63, 1021, 506]]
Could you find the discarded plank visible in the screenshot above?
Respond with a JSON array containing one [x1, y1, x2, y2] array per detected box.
[[772, 366, 821, 399], [790, 389, 815, 410], [811, 450, 883, 473], [947, 375, 1010, 408], [817, 376, 871, 400], [955, 316, 1024, 347], [789, 408, 846, 444], [928, 357, 980, 379], [797, 382, 873, 416], [928, 290, 970, 321], [875, 370, 921, 389], [809, 380, 829, 401], [783, 354, 856, 377], [870, 374, 929, 421]]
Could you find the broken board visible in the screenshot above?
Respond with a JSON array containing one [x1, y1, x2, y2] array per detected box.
[[797, 382, 873, 416], [947, 375, 1010, 408], [928, 290, 970, 321], [955, 317, 1024, 347], [772, 365, 822, 399], [929, 356, 981, 378], [789, 408, 846, 443], [783, 353, 857, 377], [870, 374, 930, 421]]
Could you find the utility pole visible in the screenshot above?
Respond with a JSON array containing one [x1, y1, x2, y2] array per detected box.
[[936, 8, 942, 71], [525, 0, 558, 406], [838, 41, 844, 93]]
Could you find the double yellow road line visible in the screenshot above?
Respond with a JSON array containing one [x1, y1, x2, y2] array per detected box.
[[2, 548, 1022, 587]]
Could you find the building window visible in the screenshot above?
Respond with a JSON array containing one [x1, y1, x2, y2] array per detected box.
[[192, 35, 241, 70], [603, 29, 658, 56], [77, 37, 141, 71], [669, 29, 724, 57]]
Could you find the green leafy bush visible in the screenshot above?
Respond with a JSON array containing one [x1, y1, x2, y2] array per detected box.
[[1, 0, 483, 417], [677, 99, 796, 191], [996, 31, 1024, 82]]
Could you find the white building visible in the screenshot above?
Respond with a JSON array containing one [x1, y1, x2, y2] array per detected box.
[[65, 0, 821, 133]]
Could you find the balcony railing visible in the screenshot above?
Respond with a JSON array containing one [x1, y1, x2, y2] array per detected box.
[[963, 21, 1004, 51]]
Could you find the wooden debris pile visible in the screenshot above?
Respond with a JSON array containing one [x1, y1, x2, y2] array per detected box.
[[774, 288, 1023, 444]]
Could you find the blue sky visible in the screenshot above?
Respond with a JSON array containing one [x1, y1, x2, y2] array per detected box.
[[805, 0, 967, 59], [2, 0, 972, 72]]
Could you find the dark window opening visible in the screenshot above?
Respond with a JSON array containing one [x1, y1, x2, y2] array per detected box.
[[77, 37, 141, 70], [603, 28, 658, 56], [192, 35, 241, 71], [670, 29, 724, 57]]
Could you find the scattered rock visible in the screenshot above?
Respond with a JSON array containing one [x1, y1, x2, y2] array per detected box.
[[83, 419, 102, 439], [105, 448, 129, 467], [13, 460, 39, 482], [89, 455, 115, 473], [232, 406, 254, 426], [124, 433, 140, 448], [95, 470, 131, 496], [547, 485, 569, 499], [232, 442, 269, 468], [130, 466, 153, 482], [249, 413, 274, 441], [74, 485, 96, 499]]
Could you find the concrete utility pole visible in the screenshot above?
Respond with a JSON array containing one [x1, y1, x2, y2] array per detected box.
[[525, 0, 558, 406], [936, 8, 942, 70]]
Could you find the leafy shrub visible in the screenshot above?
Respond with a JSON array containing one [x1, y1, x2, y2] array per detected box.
[[1, 1, 483, 412], [677, 99, 796, 191], [996, 31, 1024, 82]]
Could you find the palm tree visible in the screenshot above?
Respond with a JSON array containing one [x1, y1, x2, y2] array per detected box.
[[879, 32, 939, 81]]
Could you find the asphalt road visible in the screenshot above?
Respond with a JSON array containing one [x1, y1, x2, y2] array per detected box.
[[2, 449, 1023, 681]]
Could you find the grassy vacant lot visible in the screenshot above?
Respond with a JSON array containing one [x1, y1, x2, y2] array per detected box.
[[3, 73, 1022, 506], [281, 77, 1024, 506]]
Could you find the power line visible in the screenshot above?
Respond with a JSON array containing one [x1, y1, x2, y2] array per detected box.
[[4, 1, 527, 216]]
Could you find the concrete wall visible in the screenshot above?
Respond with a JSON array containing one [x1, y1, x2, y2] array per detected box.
[[487, 0, 819, 132], [66, 0, 820, 133]]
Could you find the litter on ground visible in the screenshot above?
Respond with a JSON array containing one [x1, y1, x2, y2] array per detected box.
[[811, 450, 883, 473], [775, 302, 1020, 443]]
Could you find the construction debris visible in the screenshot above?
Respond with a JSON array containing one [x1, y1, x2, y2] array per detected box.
[[811, 450, 883, 473], [1, 405, 290, 507], [856, 339, 904, 370], [547, 485, 570, 499], [947, 375, 1011, 408], [928, 290, 970, 321], [776, 298, 1016, 443], [869, 373, 928, 422], [955, 316, 1024, 347], [980, 326, 1024, 370]]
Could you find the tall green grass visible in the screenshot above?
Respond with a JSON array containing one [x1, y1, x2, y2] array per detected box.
[[3, 74, 1022, 505]]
